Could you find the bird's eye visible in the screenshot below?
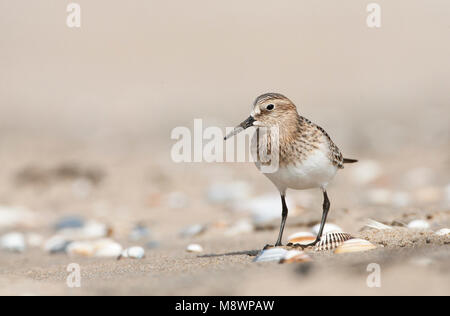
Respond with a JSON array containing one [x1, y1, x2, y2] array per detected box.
[[266, 104, 274, 110]]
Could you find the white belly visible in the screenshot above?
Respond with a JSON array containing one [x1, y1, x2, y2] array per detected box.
[[263, 148, 338, 193]]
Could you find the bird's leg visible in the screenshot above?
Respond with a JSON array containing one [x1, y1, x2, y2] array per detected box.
[[263, 194, 288, 249], [275, 194, 288, 246], [302, 190, 330, 248]]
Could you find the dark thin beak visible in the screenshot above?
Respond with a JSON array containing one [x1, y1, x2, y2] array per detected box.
[[224, 116, 256, 140]]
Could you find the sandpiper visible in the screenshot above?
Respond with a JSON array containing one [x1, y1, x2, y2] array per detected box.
[[224, 93, 357, 248]]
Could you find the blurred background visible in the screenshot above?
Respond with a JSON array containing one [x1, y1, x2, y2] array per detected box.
[[0, 0, 448, 295]]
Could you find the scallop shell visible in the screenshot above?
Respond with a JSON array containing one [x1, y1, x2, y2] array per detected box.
[[334, 238, 377, 254], [287, 232, 316, 245], [253, 248, 288, 263], [314, 232, 354, 252], [279, 250, 312, 264]]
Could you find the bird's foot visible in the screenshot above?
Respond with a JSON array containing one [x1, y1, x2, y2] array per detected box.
[[263, 243, 283, 250]]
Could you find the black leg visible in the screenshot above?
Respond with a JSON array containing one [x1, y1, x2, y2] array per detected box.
[[302, 190, 330, 248], [275, 194, 288, 246]]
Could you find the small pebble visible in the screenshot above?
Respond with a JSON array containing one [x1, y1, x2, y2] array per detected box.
[[0, 232, 26, 253], [186, 244, 203, 253], [407, 220, 430, 230], [44, 235, 71, 254], [54, 216, 85, 231], [121, 247, 145, 259]]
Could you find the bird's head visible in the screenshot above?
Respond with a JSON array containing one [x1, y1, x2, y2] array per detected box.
[[224, 93, 299, 140]]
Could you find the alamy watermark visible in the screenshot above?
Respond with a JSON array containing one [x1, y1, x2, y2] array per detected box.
[[366, 263, 381, 288], [66, 263, 81, 288], [170, 119, 280, 173]]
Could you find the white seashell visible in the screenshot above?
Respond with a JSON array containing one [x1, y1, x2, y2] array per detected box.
[[287, 232, 316, 245], [44, 235, 71, 253], [435, 228, 450, 236], [0, 232, 26, 253], [311, 223, 342, 236], [279, 250, 312, 264], [93, 239, 123, 258], [66, 241, 95, 257], [407, 220, 430, 230], [350, 160, 382, 185], [365, 219, 392, 230], [186, 244, 203, 253], [121, 246, 145, 259], [67, 239, 123, 258], [334, 238, 377, 254], [253, 248, 288, 263], [58, 220, 109, 240], [314, 232, 354, 251]]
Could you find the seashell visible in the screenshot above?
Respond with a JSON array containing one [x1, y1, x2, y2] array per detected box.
[[186, 244, 203, 253], [44, 235, 71, 254], [66, 239, 123, 258], [311, 223, 342, 236], [334, 238, 377, 254], [365, 219, 392, 230], [435, 228, 450, 236], [314, 232, 354, 251], [407, 220, 430, 230], [279, 250, 312, 264], [287, 232, 316, 245], [120, 246, 145, 259], [0, 232, 26, 253], [66, 241, 95, 257], [253, 248, 288, 263], [93, 239, 123, 258], [54, 215, 84, 231]]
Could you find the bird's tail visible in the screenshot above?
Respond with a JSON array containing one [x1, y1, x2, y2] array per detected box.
[[343, 158, 358, 164]]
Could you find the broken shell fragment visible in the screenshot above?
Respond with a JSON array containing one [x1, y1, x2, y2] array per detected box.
[[365, 219, 392, 230], [287, 232, 316, 245], [186, 244, 203, 253], [279, 250, 312, 264], [253, 248, 288, 263], [334, 238, 377, 254], [314, 232, 354, 252]]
